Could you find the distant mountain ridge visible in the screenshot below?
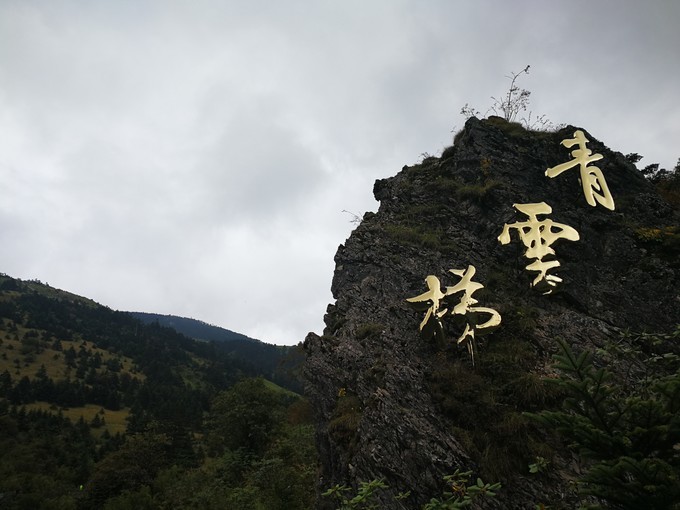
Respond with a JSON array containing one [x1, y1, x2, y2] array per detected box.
[[129, 312, 304, 393], [128, 312, 262, 344], [0, 273, 302, 393]]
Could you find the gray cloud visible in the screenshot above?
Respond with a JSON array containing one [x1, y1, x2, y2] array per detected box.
[[1, 0, 678, 344]]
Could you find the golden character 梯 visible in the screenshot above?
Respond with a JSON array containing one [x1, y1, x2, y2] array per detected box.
[[406, 265, 501, 364]]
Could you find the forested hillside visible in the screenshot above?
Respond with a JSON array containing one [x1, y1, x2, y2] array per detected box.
[[130, 311, 304, 393], [0, 275, 317, 509]]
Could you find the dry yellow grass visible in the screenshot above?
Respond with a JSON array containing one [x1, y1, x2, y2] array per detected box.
[[0, 330, 143, 382], [1, 322, 140, 439], [25, 401, 130, 437]]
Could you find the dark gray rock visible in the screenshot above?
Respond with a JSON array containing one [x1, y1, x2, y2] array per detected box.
[[304, 117, 680, 509]]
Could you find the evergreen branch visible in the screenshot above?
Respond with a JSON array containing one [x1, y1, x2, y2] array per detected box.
[[532, 330, 680, 509]]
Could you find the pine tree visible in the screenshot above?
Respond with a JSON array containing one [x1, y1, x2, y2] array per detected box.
[[0, 369, 12, 396], [528, 333, 680, 509], [64, 346, 77, 368]]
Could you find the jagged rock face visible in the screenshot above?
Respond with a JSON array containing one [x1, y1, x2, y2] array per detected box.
[[303, 117, 679, 509]]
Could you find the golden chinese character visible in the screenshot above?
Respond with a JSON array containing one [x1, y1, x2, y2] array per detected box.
[[446, 265, 501, 364], [405, 274, 449, 344], [406, 265, 501, 364], [498, 202, 580, 294], [545, 130, 615, 210]]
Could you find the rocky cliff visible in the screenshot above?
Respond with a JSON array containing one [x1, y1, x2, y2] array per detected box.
[[304, 117, 680, 509]]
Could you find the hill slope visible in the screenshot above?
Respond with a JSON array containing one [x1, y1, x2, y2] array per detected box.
[[130, 312, 304, 392], [129, 312, 259, 343], [0, 274, 255, 425], [0, 274, 316, 509]]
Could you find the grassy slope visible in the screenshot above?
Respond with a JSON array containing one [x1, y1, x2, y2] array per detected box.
[[0, 278, 144, 436], [0, 332, 142, 381], [24, 401, 130, 437]]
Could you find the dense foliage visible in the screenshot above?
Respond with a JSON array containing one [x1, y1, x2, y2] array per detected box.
[[323, 470, 500, 510], [529, 329, 680, 509], [80, 379, 317, 510], [131, 312, 304, 393], [0, 275, 317, 509]]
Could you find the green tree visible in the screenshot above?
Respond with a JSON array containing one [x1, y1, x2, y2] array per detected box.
[[81, 432, 170, 508], [528, 332, 680, 509], [149, 392, 316, 510], [34, 364, 55, 401], [64, 346, 77, 368], [101, 486, 155, 510], [0, 408, 96, 509], [205, 378, 287, 456], [0, 369, 12, 394]]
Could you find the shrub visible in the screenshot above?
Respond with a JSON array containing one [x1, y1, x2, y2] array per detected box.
[[328, 394, 362, 449], [527, 332, 680, 509], [323, 469, 500, 509], [355, 323, 384, 341]]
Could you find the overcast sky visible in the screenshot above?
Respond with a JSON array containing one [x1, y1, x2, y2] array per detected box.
[[1, 1, 678, 345]]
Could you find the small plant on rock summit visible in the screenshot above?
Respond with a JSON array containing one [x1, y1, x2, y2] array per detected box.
[[461, 65, 559, 131]]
